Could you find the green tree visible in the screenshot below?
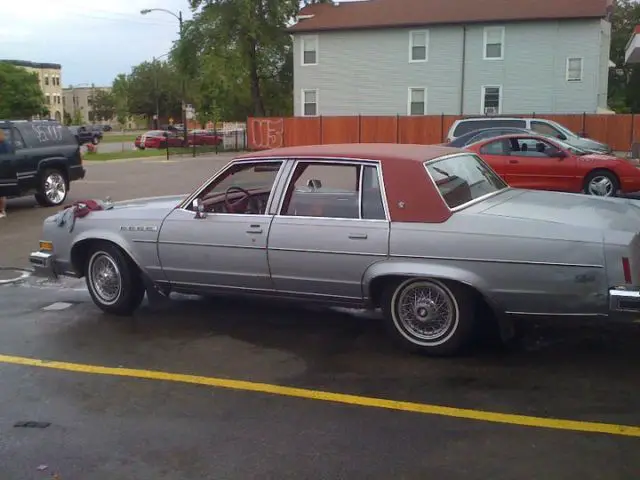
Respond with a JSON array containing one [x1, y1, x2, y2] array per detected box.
[[72, 109, 83, 125], [90, 90, 117, 122], [112, 74, 130, 127], [609, 0, 640, 112], [0, 62, 47, 119], [126, 60, 183, 120], [172, 0, 309, 119]]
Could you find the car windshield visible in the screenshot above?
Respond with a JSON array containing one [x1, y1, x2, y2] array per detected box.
[[550, 138, 589, 155], [425, 153, 508, 209]]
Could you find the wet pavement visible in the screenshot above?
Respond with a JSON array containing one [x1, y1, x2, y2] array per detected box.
[[0, 274, 639, 479], [0, 153, 639, 478]]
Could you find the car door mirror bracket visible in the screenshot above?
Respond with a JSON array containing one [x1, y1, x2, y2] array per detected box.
[[193, 198, 207, 219]]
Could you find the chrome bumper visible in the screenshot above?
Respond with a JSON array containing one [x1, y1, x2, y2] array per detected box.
[[29, 251, 58, 279], [609, 288, 640, 313]]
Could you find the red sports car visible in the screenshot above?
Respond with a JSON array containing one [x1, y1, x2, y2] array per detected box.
[[465, 133, 640, 197], [189, 129, 223, 146], [134, 130, 186, 149]]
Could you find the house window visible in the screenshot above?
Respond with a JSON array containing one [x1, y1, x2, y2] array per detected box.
[[481, 86, 501, 114], [44, 75, 49, 86], [483, 26, 504, 60], [301, 35, 318, 65], [45, 94, 51, 105], [302, 89, 318, 116], [409, 30, 428, 62], [567, 58, 583, 82], [408, 88, 426, 115]]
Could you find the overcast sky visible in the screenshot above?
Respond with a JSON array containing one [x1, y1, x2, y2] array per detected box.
[[1, 0, 194, 87]]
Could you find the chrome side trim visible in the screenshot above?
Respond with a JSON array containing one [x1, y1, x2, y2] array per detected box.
[[268, 247, 387, 256], [505, 311, 607, 317], [132, 239, 157, 244], [158, 241, 264, 250], [391, 254, 604, 269]]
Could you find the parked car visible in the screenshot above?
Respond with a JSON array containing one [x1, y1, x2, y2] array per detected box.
[[189, 129, 223, 146], [134, 130, 185, 149], [0, 120, 86, 206], [466, 133, 640, 197], [447, 117, 612, 154], [68, 125, 103, 145], [445, 127, 532, 148], [27, 143, 640, 356]]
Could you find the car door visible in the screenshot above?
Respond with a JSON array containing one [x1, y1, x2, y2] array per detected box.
[[0, 125, 19, 197], [503, 137, 579, 192], [157, 159, 285, 293], [267, 160, 389, 303], [477, 138, 510, 178]]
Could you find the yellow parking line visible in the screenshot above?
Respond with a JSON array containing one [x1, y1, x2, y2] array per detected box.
[[0, 353, 638, 438]]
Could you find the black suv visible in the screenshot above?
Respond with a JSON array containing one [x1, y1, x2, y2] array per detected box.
[[68, 125, 103, 145], [0, 120, 86, 207]]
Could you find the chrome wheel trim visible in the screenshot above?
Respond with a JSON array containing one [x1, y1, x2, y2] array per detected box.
[[88, 251, 122, 306], [391, 279, 459, 347], [587, 176, 614, 196], [44, 173, 67, 204]]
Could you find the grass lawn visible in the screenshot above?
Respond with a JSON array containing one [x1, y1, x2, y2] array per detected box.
[[84, 149, 169, 161], [101, 134, 139, 144]]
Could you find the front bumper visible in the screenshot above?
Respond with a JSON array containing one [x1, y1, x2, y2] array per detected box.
[[609, 288, 640, 314]]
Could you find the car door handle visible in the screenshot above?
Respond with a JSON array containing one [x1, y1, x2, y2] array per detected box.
[[348, 233, 368, 240], [509, 159, 519, 164], [246, 225, 263, 234]]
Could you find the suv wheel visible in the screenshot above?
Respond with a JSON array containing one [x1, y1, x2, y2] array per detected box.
[[35, 168, 68, 207]]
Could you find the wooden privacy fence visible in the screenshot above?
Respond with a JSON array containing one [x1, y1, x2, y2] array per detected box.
[[247, 114, 640, 153]]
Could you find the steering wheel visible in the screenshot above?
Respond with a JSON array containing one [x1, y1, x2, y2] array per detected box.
[[224, 186, 260, 213]]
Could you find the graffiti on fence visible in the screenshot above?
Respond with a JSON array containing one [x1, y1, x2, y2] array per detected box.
[[249, 118, 284, 149]]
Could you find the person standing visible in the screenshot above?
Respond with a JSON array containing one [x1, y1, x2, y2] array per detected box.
[[0, 129, 9, 218]]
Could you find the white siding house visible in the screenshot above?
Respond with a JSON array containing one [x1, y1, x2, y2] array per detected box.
[[289, 0, 614, 117]]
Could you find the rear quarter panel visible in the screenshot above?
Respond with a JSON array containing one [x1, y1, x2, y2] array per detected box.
[[367, 212, 609, 316]]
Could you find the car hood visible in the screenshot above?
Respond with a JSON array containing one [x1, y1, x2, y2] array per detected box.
[[575, 137, 611, 153], [109, 194, 188, 210], [476, 189, 640, 232]]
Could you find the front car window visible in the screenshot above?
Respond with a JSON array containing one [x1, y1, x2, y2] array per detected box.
[[189, 160, 283, 215], [425, 153, 507, 209]]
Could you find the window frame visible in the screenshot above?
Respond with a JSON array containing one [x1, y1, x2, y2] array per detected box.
[[407, 87, 427, 116], [276, 159, 390, 222], [566, 57, 584, 82], [408, 30, 429, 63], [300, 34, 319, 66], [480, 85, 502, 114], [483, 26, 505, 60], [179, 159, 286, 216], [301, 88, 319, 117]]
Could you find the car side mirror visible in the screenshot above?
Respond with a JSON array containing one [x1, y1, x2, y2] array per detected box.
[[556, 133, 567, 140], [552, 150, 567, 159], [193, 198, 207, 219]]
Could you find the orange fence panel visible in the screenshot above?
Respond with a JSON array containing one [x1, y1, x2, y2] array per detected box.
[[398, 116, 444, 144], [283, 117, 321, 147], [359, 116, 399, 143], [321, 116, 360, 144], [247, 117, 285, 150], [247, 114, 640, 152]]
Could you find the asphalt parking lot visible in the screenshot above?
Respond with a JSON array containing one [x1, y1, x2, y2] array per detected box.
[[0, 154, 639, 479]]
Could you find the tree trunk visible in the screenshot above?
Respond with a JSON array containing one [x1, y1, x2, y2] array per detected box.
[[248, 38, 266, 117]]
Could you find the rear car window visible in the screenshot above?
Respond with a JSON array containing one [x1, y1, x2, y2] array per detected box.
[[17, 123, 77, 147], [453, 119, 527, 137], [425, 153, 507, 209]]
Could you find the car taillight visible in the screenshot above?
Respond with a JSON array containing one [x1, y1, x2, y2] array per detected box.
[[622, 257, 632, 284]]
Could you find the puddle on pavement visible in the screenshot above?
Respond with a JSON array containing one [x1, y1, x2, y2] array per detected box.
[[0, 268, 32, 285]]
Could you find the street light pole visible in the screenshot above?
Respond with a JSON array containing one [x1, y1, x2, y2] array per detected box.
[[141, 7, 187, 145]]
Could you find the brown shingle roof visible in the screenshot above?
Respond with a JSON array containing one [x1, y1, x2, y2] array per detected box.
[[288, 0, 612, 33]]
